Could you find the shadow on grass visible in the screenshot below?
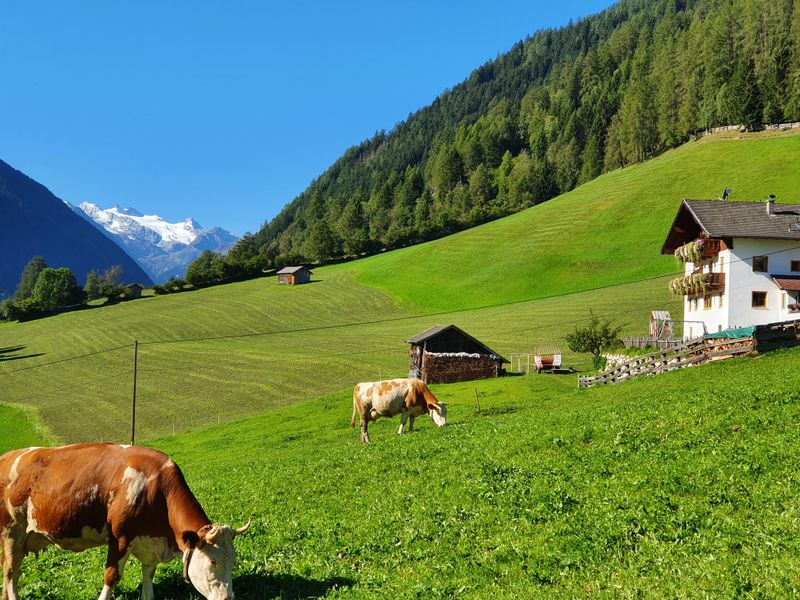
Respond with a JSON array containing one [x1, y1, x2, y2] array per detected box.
[[116, 572, 355, 600], [0, 345, 45, 362]]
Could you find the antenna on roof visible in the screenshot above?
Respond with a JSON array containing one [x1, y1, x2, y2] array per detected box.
[[721, 187, 732, 200]]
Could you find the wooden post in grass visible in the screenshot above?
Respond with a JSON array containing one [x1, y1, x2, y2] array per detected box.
[[131, 339, 138, 445], [475, 388, 481, 415]]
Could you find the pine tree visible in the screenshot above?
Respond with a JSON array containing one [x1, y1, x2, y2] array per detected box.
[[84, 270, 103, 301], [14, 256, 48, 301]]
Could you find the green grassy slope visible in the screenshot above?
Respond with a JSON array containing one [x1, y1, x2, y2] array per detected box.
[[1, 131, 798, 442], [14, 347, 800, 598], [348, 130, 800, 312]]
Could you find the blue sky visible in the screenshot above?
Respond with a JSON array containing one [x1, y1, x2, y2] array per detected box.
[[1, 1, 614, 235]]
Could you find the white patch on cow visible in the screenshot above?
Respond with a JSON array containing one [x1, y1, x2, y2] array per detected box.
[[122, 467, 151, 507], [118, 444, 131, 449], [82, 484, 100, 503], [130, 535, 178, 564], [431, 402, 448, 427], [26, 499, 39, 533], [52, 525, 109, 552], [162, 458, 175, 470], [7, 447, 40, 488]]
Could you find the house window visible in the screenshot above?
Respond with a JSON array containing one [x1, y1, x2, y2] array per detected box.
[[752, 255, 768, 272], [752, 291, 768, 308], [792, 260, 800, 272], [782, 293, 786, 309], [704, 296, 712, 310]]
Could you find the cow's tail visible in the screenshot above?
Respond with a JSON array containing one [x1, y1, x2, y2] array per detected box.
[[350, 390, 358, 429]]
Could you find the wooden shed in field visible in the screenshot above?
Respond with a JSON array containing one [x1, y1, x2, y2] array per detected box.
[[123, 283, 143, 299], [276, 266, 312, 285], [406, 324, 508, 384]]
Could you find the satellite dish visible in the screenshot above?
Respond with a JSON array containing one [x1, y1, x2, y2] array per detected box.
[[722, 187, 732, 200]]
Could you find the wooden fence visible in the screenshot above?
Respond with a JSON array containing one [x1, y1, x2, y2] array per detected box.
[[754, 319, 800, 352], [701, 122, 800, 136], [579, 337, 754, 388], [582, 319, 800, 388], [621, 336, 685, 350]]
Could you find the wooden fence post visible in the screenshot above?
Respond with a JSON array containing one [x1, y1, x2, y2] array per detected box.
[[131, 339, 138, 445]]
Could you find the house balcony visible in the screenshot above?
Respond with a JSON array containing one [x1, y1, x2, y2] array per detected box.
[[668, 272, 726, 297], [674, 238, 723, 263], [700, 239, 723, 259]]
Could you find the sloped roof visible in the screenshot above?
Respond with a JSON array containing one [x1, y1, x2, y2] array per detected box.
[[773, 275, 800, 291], [684, 199, 800, 239], [662, 199, 800, 254], [276, 266, 312, 275], [405, 324, 509, 363]]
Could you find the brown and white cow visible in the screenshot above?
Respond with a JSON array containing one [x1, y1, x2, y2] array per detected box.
[[351, 378, 447, 443], [0, 443, 251, 600]]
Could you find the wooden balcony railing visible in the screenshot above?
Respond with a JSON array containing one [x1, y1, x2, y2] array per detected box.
[[668, 272, 726, 297], [700, 239, 723, 258]]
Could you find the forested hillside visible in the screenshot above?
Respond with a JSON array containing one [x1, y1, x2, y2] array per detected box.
[[231, 0, 800, 268]]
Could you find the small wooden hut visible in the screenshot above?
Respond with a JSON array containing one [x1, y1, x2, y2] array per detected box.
[[123, 283, 143, 299], [649, 310, 673, 339], [276, 266, 312, 285], [406, 324, 508, 384]]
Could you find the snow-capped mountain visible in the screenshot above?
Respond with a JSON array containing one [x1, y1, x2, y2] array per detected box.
[[68, 202, 239, 283]]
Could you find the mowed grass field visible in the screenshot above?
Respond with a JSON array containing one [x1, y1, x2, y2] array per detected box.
[[9, 346, 800, 598], [350, 129, 800, 311], [3, 130, 800, 443]]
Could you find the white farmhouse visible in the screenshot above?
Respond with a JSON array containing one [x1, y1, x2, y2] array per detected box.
[[662, 198, 800, 339]]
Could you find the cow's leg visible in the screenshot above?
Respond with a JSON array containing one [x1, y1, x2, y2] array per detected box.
[[408, 414, 416, 432], [360, 411, 371, 444], [2, 531, 24, 600], [98, 538, 129, 600], [140, 562, 157, 600], [398, 408, 408, 435]]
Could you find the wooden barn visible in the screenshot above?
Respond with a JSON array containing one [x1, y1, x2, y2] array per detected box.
[[123, 283, 143, 299], [276, 266, 312, 285], [406, 324, 508, 384]]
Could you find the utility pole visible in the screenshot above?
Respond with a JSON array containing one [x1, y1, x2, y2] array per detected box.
[[131, 340, 138, 445]]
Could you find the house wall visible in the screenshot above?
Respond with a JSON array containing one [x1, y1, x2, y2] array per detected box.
[[728, 238, 800, 327], [682, 238, 800, 337], [682, 249, 729, 338]]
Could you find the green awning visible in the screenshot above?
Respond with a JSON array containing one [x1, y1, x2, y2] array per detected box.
[[705, 326, 756, 339]]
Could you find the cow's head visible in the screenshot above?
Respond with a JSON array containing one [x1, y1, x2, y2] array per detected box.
[[182, 519, 251, 600], [429, 402, 448, 427]]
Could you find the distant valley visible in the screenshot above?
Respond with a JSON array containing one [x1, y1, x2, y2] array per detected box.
[[68, 202, 239, 283]]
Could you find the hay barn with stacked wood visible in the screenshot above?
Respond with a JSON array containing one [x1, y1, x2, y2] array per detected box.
[[406, 324, 508, 384], [276, 266, 312, 285]]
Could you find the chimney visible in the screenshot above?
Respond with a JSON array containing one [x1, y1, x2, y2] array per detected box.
[[766, 197, 775, 216]]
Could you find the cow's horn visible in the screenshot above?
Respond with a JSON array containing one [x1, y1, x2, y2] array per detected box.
[[234, 517, 252, 536]]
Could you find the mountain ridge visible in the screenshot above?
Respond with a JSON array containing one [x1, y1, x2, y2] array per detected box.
[[0, 159, 153, 298], [68, 201, 238, 283]]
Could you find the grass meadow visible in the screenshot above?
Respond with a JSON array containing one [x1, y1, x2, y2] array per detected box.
[[3, 131, 800, 443], [8, 347, 800, 598]]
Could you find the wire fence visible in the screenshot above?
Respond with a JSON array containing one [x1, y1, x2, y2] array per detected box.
[[4, 241, 800, 444]]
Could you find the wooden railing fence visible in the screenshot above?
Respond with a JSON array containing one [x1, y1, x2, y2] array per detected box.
[[579, 337, 754, 388]]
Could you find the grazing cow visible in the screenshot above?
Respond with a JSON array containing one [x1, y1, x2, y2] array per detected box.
[[0, 443, 251, 600], [351, 378, 447, 443]]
